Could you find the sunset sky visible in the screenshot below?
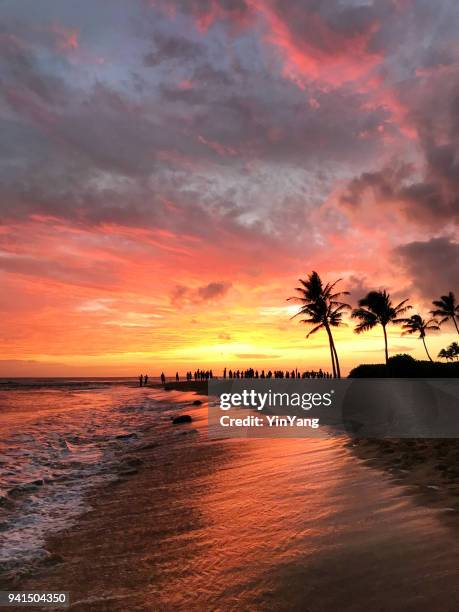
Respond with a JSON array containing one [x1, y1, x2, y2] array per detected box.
[[1, 0, 458, 376]]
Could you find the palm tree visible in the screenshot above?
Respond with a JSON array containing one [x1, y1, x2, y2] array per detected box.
[[288, 271, 350, 378], [438, 348, 449, 361], [351, 290, 411, 364], [438, 346, 453, 361], [439, 342, 459, 361], [431, 292, 459, 335], [401, 314, 439, 362]]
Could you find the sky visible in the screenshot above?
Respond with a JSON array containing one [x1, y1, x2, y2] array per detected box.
[[0, 0, 458, 376]]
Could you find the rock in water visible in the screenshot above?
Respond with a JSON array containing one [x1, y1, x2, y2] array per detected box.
[[172, 415, 192, 424], [192, 400, 202, 406], [116, 433, 138, 441]]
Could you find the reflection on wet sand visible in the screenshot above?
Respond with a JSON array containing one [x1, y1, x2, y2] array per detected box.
[[5, 391, 459, 611]]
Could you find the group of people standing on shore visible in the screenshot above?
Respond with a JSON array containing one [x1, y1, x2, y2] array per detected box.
[[139, 374, 149, 386], [155, 367, 332, 384], [222, 368, 331, 379], [184, 369, 213, 381]]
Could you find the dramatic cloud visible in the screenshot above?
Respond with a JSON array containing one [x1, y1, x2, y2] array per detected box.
[[395, 237, 459, 301], [170, 282, 232, 305], [0, 0, 458, 373], [144, 31, 205, 66]]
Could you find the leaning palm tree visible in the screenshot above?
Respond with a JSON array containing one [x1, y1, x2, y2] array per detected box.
[[288, 271, 350, 378], [401, 314, 439, 362], [352, 290, 411, 364], [431, 292, 459, 335]]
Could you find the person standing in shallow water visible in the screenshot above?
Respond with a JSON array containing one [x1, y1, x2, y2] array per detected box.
[[144, 374, 149, 386], [160, 372, 166, 384], [139, 374, 143, 387], [176, 372, 179, 382]]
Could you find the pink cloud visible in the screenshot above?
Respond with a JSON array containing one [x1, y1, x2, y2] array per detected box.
[[254, 0, 382, 88]]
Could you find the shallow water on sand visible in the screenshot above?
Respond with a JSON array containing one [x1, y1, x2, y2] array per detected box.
[[1, 381, 458, 610], [147, 432, 458, 611]]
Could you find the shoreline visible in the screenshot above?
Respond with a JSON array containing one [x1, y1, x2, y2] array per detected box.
[[161, 381, 459, 519], [0, 392, 215, 598], [0, 384, 210, 590], [149, 379, 459, 521]]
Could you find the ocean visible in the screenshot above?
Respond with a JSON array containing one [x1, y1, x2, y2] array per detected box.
[[0, 378, 193, 577]]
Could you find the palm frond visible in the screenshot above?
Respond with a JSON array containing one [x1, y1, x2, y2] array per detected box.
[[354, 320, 377, 333], [306, 324, 324, 338]]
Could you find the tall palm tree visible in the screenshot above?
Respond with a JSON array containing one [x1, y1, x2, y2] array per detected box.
[[351, 290, 411, 364], [431, 292, 459, 335], [288, 271, 350, 378], [401, 314, 439, 362]]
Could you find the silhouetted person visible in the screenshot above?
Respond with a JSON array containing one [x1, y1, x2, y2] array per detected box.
[[139, 374, 143, 387], [144, 374, 149, 385], [161, 372, 166, 384], [176, 372, 179, 382], [224, 367, 227, 379]]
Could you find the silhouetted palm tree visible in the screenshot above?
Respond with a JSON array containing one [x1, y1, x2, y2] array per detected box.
[[438, 348, 449, 361], [401, 314, 439, 362], [431, 292, 459, 335], [438, 344, 457, 361], [352, 290, 411, 364], [439, 342, 459, 361], [288, 271, 350, 378]]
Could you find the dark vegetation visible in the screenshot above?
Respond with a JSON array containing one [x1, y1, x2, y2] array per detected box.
[[349, 354, 459, 378]]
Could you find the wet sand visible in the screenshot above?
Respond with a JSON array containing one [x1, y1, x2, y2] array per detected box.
[[347, 438, 459, 518], [3, 389, 459, 611], [162, 382, 459, 518]]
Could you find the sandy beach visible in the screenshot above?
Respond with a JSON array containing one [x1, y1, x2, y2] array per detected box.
[[2, 383, 458, 611], [347, 438, 459, 519]]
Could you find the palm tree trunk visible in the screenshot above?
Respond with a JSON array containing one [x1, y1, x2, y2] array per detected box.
[[453, 316, 459, 336], [331, 336, 341, 378], [331, 346, 337, 378], [382, 324, 389, 364], [324, 324, 337, 378], [422, 336, 433, 362]]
